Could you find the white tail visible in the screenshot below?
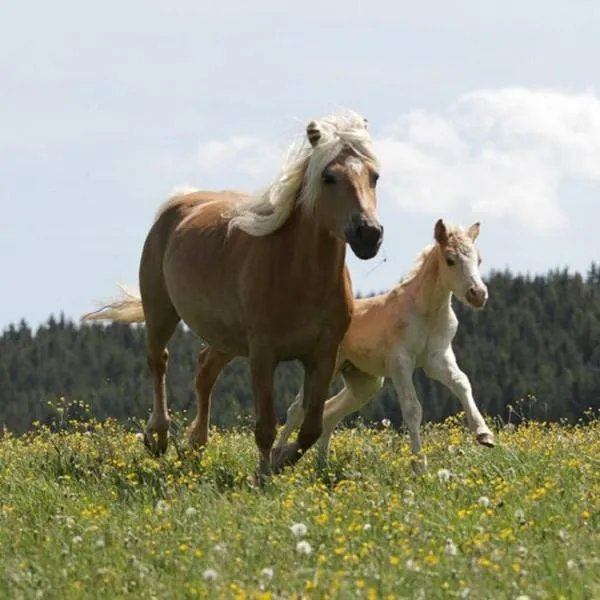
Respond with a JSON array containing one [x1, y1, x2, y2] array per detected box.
[[81, 284, 145, 323]]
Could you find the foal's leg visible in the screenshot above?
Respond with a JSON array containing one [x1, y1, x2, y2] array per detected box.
[[272, 348, 338, 473], [188, 347, 232, 450], [249, 349, 277, 479], [317, 369, 383, 467], [424, 348, 495, 446], [143, 307, 180, 456], [389, 353, 427, 474], [276, 387, 305, 448]]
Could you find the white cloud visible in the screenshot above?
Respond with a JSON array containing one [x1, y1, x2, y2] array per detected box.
[[183, 88, 600, 232], [377, 88, 600, 232]]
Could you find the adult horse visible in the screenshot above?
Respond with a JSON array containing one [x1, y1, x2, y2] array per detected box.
[[277, 219, 494, 474], [82, 111, 384, 477]]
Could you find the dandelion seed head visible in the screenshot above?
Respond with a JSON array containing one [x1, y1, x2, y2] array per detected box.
[[202, 568, 218, 582], [296, 540, 312, 555], [290, 522, 308, 537]]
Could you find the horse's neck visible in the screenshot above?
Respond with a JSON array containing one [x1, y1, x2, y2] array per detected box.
[[285, 206, 347, 284], [401, 248, 451, 316]]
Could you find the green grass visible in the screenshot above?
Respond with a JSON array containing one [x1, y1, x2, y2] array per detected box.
[[0, 404, 599, 599]]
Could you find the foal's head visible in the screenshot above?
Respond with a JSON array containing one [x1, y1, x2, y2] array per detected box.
[[301, 114, 383, 260], [434, 219, 488, 309]]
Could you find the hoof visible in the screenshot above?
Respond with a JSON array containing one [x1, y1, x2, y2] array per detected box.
[[410, 455, 428, 476], [187, 427, 208, 452], [477, 432, 495, 447], [271, 443, 301, 474], [143, 430, 169, 457]]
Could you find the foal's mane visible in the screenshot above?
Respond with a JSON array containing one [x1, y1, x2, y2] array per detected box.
[[400, 224, 469, 286], [226, 111, 378, 237]]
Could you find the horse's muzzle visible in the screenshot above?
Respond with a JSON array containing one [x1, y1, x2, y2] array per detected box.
[[345, 216, 384, 260]]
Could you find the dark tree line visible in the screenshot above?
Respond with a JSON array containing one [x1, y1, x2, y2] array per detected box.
[[1, 265, 600, 435]]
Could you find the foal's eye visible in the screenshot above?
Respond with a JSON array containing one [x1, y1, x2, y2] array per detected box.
[[446, 257, 456, 267], [322, 172, 336, 185], [370, 172, 380, 187]]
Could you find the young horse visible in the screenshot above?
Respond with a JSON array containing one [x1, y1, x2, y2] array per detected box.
[[276, 218, 494, 474], [82, 111, 384, 478]]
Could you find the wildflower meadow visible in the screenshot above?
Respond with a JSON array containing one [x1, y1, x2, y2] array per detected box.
[[0, 399, 598, 600]]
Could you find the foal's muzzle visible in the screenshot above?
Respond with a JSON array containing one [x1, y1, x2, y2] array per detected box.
[[344, 215, 384, 260]]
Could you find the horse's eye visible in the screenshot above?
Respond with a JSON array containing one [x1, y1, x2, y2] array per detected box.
[[370, 172, 380, 187], [322, 172, 336, 185], [446, 257, 456, 267]]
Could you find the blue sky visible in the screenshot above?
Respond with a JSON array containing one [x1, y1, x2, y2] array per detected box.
[[1, 0, 600, 329]]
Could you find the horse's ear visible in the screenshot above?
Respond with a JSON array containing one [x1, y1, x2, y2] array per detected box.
[[434, 218, 448, 245], [467, 222, 480, 241], [306, 121, 321, 147], [363, 117, 368, 129]]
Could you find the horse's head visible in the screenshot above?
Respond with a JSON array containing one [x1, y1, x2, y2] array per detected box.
[[302, 115, 383, 260], [434, 219, 488, 309]]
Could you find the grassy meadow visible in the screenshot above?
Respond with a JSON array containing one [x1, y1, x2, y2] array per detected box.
[[0, 400, 599, 600]]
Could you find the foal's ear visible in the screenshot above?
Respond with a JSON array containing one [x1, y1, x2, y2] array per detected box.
[[434, 218, 449, 245], [467, 222, 480, 241], [306, 121, 321, 147], [363, 117, 369, 129]]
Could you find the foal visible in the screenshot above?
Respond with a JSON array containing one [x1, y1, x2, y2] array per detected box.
[[83, 111, 384, 478], [277, 219, 495, 473]]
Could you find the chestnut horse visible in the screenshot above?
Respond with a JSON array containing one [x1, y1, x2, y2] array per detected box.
[[82, 111, 383, 477], [277, 219, 494, 474]]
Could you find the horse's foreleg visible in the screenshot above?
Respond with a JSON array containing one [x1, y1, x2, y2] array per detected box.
[[389, 354, 427, 474], [249, 351, 277, 479], [272, 348, 337, 473], [188, 347, 232, 450], [424, 348, 494, 447]]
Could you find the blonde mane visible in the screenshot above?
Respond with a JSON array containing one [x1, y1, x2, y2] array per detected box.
[[226, 111, 379, 237], [400, 224, 470, 285]]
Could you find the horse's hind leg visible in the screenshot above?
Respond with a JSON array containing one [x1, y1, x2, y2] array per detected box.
[[141, 276, 180, 456], [188, 347, 232, 450]]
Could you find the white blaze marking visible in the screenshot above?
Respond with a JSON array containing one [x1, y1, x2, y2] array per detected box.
[[345, 156, 364, 174]]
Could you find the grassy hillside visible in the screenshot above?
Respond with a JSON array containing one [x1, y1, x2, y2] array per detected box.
[[1, 402, 599, 599]]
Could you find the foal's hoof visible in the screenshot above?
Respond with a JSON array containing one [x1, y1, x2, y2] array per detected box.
[[477, 432, 495, 447], [143, 431, 169, 457]]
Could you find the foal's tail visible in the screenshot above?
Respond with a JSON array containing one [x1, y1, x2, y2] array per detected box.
[[81, 284, 146, 324]]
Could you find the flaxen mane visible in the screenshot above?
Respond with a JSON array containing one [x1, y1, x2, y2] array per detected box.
[[226, 111, 379, 237], [400, 224, 469, 285]]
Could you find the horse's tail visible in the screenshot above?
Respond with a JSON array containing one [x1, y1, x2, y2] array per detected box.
[[81, 284, 146, 324]]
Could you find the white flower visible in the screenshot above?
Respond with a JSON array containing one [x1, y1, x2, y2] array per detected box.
[[514, 508, 526, 523], [261, 567, 274, 580], [155, 500, 170, 513], [459, 588, 471, 599], [515, 596, 530, 600], [437, 468, 451, 482], [202, 568, 218, 582], [95, 538, 105, 549], [363, 523, 372, 532], [381, 418, 391, 428], [558, 528, 569, 542], [403, 489, 415, 505], [478, 496, 490, 508], [71, 535, 83, 545], [445, 538, 458, 556], [135, 432, 145, 441], [213, 543, 226, 554], [296, 540, 312, 555], [517, 546, 528, 558], [185, 507, 198, 517], [405, 558, 419, 571], [290, 522, 308, 537], [65, 516, 75, 529], [567, 559, 577, 570]]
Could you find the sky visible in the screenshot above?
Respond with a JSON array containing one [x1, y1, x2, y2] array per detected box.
[[1, 0, 600, 330]]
